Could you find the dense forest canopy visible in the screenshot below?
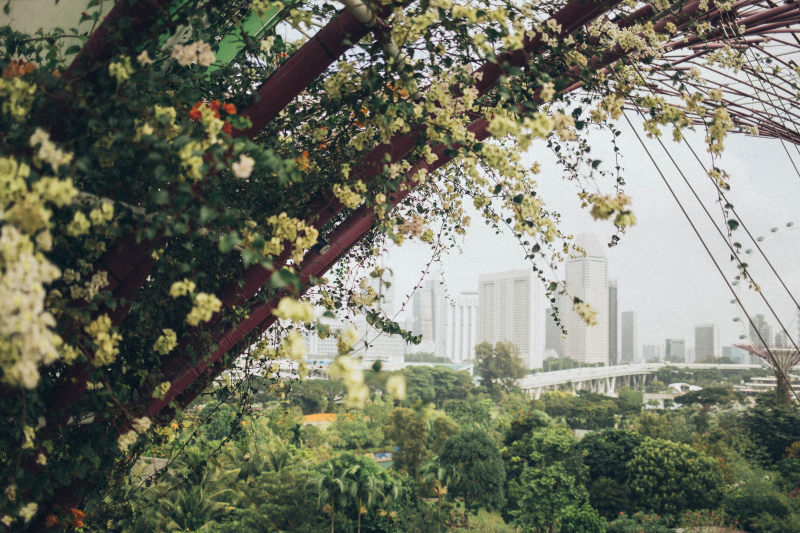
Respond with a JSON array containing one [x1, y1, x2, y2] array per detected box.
[[1, 0, 800, 528]]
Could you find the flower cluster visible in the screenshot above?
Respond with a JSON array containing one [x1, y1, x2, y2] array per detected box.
[[257, 212, 319, 263], [332, 183, 364, 209], [328, 353, 368, 408], [153, 329, 178, 355], [186, 292, 223, 326], [29, 128, 73, 172], [171, 41, 215, 67], [586, 193, 636, 229], [273, 297, 314, 323], [0, 152, 76, 388], [0, 77, 36, 121], [169, 278, 196, 298], [573, 301, 598, 326], [108, 56, 134, 84], [84, 314, 122, 366], [117, 416, 151, 453]]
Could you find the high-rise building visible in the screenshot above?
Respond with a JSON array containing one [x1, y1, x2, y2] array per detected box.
[[545, 308, 565, 358], [665, 338, 686, 362], [410, 275, 449, 356], [621, 311, 637, 363], [478, 269, 546, 369], [723, 345, 747, 363], [749, 313, 773, 348], [563, 234, 609, 365], [642, 344, 662, 362], [609, 281, 618, 365], [694, 324, 719, 362], [775, 330, 790, 347], [445, 291, 478, 362]]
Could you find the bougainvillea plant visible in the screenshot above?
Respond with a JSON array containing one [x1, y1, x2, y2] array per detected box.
[[1, 0, 799, 528]]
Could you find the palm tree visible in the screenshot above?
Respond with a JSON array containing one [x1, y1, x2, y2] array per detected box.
[[347, 462, 385, 533], [421, 460, 459, 532], [376, 480, 401, 533], [311, 462, 350, 533]]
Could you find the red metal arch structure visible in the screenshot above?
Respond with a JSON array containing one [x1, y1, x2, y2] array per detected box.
[[8, 0, 800, 522]]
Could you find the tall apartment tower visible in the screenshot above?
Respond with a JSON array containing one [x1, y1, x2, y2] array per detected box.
[[749, 313, 773, 348], [563, 234, 609, 365], [775, 330, 790, 347], [608, 281, 618, 365], [621, 311, 638, 363], [694, 324, 720, 362], [478, 269, 546, 369], [665, 338, 686, 362], [642, 343, 662, 362], [445, 291, 478, 363], [411, 275, 448, 356]]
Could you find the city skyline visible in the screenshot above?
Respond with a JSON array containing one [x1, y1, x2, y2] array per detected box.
[[384, 127, 800, 353]]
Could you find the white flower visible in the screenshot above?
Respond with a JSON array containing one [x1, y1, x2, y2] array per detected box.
[[117, 429, 139, 452], [18, 502, 37, 523], [232, 154, 255, 179], [137, 50, 153, 66], [386, 374, 406, 400], [132, 416, 151, 434], [171, 41, 215, 67]]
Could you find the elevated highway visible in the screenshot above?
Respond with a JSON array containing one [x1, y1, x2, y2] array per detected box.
[[518, 362, 765, 398]]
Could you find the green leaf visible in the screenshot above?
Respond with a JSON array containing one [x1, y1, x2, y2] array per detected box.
[[218, 232, 240, 254]]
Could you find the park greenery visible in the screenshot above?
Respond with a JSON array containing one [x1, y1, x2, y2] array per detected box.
[[71, 363, 800, 532], [2, 0, 800, 529]]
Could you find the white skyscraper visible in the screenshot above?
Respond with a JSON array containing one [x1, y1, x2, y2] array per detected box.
[[410, 275, 448, 356], [609, 281, 618, 365], [445, 291, 478, 363], [563, 234, 609, 365], [478, 269, 546, 369]]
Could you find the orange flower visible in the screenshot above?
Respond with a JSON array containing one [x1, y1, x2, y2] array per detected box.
[[222, 103, 237, 115], [295, 150, 310, 171], [45, 515, 59, 527], [171, 421, 179, 429], [2, 60, 36, 79], [69, 508, 86, 527], [209, 100, 220, 112], [189, 102, 203, 120], [222, 122, 233, 135]]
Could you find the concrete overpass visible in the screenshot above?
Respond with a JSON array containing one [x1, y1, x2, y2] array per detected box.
[[518, 363, 765, 398]]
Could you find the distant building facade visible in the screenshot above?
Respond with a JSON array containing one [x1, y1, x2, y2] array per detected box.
[[545, 308, 565, 358], [445, 291, 478, 363], [306, 313, 406, 368], [642, 343, 662, 362], [775, 330, 790, 347], [411, 276, 448, 356], [563, 234, 609, 365], [665, 338, 686, 363], [749, 313, 773, 348], [621, 311, 638, 363], [694, 324, 720, 362], [609, 281, 618, 365], [478, 269, 546, 369], [723, 345, 748, 363]]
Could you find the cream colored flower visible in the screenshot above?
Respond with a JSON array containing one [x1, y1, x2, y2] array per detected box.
[[232, 154, 255, 179]]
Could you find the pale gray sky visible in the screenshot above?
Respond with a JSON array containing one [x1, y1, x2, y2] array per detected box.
[[385, 117, 800, 352]]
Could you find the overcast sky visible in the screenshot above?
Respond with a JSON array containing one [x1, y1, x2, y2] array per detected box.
[[384, 116, 800, 352]]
